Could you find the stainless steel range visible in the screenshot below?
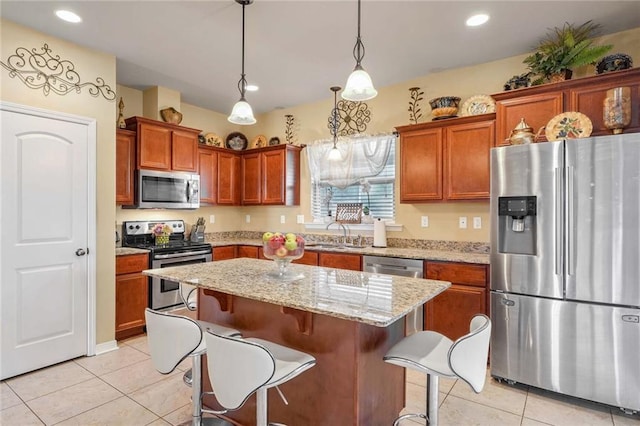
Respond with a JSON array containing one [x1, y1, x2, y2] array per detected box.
[[122, 220, 212, 311]]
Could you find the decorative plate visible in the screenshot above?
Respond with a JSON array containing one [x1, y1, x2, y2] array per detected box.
[[268, 136, 281, 146], [545, 112, 593, 141], [251, 134, 267, 149], [460, 95, 495, 116], [226, 132, 248, 150], [204, 132, 223, 147]]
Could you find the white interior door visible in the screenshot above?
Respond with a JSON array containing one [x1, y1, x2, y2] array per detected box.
[[1, 103, 95, 380]]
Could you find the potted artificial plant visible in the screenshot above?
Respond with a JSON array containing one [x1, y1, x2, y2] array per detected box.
[[523, 21, 612, 85]]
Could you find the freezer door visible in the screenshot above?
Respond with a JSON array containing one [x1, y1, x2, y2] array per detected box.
[[490, 142, 564, 298], [565, 135, 640, 307], [490, 292, 640, 411]]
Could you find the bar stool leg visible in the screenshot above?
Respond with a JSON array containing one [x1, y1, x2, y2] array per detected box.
[[191, 352, 203, 426], [256, 388, 268, 426], [426, 375, 439, 426]]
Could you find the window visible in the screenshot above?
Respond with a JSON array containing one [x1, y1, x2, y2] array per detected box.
[[307, 134, 396, 222]]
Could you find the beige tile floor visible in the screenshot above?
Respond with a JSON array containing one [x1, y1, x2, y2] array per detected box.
[[2, 333, 639, 426]]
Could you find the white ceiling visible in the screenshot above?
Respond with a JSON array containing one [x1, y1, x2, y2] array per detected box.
[[1, 1, 638, 115]]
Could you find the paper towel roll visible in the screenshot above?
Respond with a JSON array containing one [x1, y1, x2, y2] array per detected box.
[[373, 218, 387, 248]]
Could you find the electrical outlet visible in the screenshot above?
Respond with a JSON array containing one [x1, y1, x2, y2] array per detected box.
[[280, 215, 286, 224], [296, 214, 305, 224], [421, 216, 429, 227], [459, 216, 468, 229], [209, 215, 215, 224], [473, 217, 482, 229], [245, 214, 251, 223]]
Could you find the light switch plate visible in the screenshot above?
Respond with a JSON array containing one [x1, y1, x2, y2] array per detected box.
[[473, 217, 482, 229], [245, 215, 251, 223], [209, 215, 215, 224], [296, 215, 305, 224], [459, 217, 468, 229], [280, 215, 286, 224], [421, 216, 429, 227]]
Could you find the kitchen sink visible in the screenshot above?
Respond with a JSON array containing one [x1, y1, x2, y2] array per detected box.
[[306, 243, 368, 250]]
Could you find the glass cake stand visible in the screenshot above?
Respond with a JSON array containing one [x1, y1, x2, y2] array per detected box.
[[262, 241, 305, 280]]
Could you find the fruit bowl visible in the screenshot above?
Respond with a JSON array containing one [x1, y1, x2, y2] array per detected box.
[[262, 232, 305, 279]]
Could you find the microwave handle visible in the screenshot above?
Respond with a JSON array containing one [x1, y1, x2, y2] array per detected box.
[[187, 181, 195, 202]]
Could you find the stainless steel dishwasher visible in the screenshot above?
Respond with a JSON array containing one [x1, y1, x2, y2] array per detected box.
[[363, 255, 424, 335]]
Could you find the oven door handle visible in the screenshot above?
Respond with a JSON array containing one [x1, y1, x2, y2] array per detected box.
[[154, 250, 211, 259]]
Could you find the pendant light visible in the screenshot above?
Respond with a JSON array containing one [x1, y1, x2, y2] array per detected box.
[[328, 86, 343, 161], [228, 0, 256, 125], [342, 0, 377, 101]]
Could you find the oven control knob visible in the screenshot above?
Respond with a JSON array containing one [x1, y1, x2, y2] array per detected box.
[[128, 225, 134, 230], [135, 225, 140, 229]]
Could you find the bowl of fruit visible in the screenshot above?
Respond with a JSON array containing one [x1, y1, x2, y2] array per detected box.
[[262, 232, 305, 278]]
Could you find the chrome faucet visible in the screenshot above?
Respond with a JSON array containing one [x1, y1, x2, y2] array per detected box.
[[326, 221, 349, 245]]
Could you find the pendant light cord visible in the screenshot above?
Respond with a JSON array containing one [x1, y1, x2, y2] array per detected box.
[[330, 86, 341, 147], [352, 0, 365, 67], [237, 1, 247, 100]]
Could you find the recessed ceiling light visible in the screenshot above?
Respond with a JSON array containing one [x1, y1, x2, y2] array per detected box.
[[245, 84, 259, 92], [466, 13, 489, 27], [55, 10, 82, 23]]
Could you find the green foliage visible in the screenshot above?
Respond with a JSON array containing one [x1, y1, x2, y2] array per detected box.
[[524, 21, 612, 84]]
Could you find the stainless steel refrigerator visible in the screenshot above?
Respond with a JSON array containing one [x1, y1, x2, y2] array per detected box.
[[490, 134, 640, 414]]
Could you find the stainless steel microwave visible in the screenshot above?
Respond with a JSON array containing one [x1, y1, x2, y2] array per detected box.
[[134, 169, 200, 209]]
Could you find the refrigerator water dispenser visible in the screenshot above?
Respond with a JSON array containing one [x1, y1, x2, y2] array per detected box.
[[498, 196, 537, 255]]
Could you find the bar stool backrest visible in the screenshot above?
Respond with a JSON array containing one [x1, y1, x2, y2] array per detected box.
[[204, 331, 276, 411], [145, 308, 202, 374], [179, 283, 198, 311], [448, 314, 492, 393]]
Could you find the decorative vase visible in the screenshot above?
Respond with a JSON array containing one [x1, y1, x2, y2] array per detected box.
[[596, 53, 633, 75], [549, 69, 573, 83], [160, 107, 183, 124], [155, 234, 170, 245], [603, 87, 631, 134], [429, 96, 461, 120]]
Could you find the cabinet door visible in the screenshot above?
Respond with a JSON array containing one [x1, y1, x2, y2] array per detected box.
[[444, 120, 494, 200], [138, 122, 172, 170], [171, 130, 198, 172], [318, 252, 362, 271], [217, 151, 240, 205], [569, 82, 640, 136], [293, 251, 319, 266], [115, 273, 148, 340], [241, 152, 261, 205], [237, 245, 259, 258], [198, 147, 217, 204], [400, 128, 443, 202], [116, 129, 135, 205], [424, 285, 486, 340], [495, 92, 563, 145], [214, 246, 236, 260], [262, 149, 286, 205]]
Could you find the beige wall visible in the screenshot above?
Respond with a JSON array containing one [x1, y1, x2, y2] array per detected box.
[[117, 27, 640, 243], [1, 19, 117, 344]]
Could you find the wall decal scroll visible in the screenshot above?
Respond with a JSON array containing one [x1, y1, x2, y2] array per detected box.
[[408, 87, 424, 124], [327, 100, 371, 136], [284, 114, 296, 144], [0, 43, 116, 100]]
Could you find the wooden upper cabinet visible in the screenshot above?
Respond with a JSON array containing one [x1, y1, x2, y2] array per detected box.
[[492, 68, 640, 143], [115, 129, 136, 206], [397, 114, 495, 203], [241, 144, 302, 206], [217, 150, 240, 205], [494, 92, 563, 145], [197, 146, 218, 204], [125, 116, 200, 172], [241, 151, 262, 205], [444, 119, 494, 200], [398, 127, 443, 202]]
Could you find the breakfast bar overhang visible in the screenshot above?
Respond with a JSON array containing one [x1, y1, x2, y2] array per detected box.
[[144, 258, 450, 425]]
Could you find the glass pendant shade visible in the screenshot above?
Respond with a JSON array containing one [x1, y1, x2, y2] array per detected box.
[[342, 67, 377, 101], [328, 144, 342, 161], [228, 98, 256, 125]]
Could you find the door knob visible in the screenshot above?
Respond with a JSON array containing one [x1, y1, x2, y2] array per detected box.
[[75, 248, 87, 256]]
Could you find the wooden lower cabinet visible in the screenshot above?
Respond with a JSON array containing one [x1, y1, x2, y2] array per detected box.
[[115, 253, 149, 340], [424, 261, 488, 340], [213, 246, 237, 260], [237, 245, 259, 258], [318, 252, 362, 271]]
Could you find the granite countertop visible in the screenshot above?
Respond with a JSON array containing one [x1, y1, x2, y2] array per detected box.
[[143, 258, 450, 327], [115, 247, 150, 256], [210, 239, 490, 265]]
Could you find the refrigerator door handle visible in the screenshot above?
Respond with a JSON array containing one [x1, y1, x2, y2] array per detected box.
[[555, 167, 563, 276], [567, 165, 575, 276]]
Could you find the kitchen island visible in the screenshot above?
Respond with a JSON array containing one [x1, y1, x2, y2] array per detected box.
[[144, 258, 450, 425]]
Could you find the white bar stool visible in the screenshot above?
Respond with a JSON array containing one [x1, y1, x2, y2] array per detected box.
[[203, 330, 317, 426], [383, 314, 491, 426], [145, 308, 240, 426]]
